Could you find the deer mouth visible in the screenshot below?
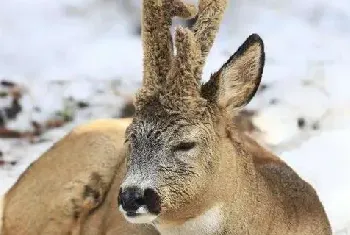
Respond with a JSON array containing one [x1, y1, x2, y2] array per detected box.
[[126, 211, 138, 217], [119, 205, 159, 224]]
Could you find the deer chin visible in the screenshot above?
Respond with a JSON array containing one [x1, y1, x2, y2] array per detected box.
[[119, 205, 158, 224]]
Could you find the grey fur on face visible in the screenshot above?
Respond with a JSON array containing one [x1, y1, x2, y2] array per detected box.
[[123, 99, 218, 212]]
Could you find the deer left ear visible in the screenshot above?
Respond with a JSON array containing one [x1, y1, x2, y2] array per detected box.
[[202, 34, 265, 113]]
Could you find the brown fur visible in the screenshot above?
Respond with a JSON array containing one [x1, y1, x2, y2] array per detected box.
[[211, 125, 331, 235], [1, 118, 158, 235], [0, 195, 3, 233], [192, 0, 228, 73], [137, 0, 197, 105], [1, 118, 331, 234], [1, 0, 332, 234], [122, 0, 331, 233]]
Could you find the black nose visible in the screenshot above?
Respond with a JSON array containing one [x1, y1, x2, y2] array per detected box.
[[118, 187, 144, 214], [118, 187, 161, 215]]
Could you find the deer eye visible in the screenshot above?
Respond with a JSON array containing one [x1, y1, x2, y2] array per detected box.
[[173, 142, 196, 152]]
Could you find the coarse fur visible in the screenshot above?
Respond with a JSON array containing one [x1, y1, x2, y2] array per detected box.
[[0, 195, 3, 234], [121, 0, 332, 234], [1, 0, 332, 234], [1, 118, 158, 235]]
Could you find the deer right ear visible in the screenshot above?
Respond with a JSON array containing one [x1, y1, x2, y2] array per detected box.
[[202, 34, 265, 114]]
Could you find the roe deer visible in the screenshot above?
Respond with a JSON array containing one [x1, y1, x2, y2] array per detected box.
[[1, 0, 331, 234], [118, 0, 332, 234]]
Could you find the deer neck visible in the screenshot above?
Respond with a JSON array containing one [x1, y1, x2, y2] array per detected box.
[[214, 127, 275, 234], [154, 204, 224, 235]]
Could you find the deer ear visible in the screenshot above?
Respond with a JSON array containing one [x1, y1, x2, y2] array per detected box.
[[203, 34, 265, 113]]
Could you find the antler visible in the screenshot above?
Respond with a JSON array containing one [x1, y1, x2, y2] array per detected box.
[[192, 0, 228, 75], [137, 0, 228, 111], [163, 0, 228, 101], [141, 0, 197, 93], [164, 27, 201, 99]]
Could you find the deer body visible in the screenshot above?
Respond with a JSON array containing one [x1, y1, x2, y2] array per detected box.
[[1, 0, 331, 234], [1, 118, 157, 235], [1, 118, 331, 235]]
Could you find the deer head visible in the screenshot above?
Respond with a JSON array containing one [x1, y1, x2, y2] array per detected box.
[[118, 0, 265, 225]]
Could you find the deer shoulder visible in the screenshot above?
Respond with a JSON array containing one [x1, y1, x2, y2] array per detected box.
[[2, 118, 132, 234]]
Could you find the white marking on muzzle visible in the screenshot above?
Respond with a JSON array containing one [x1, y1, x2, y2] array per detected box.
[[119, 173, 159, 224], [119, 205, 158, 224], [0, 195, 4, 234]]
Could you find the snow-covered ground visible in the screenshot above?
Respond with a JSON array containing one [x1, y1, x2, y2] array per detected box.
[[0, 0, 349, 233]]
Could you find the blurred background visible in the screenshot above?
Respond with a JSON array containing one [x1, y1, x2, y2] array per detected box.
[[0, 0, 349, 233]]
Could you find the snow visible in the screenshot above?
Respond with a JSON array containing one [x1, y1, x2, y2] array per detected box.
[[282, 127, 350, 232], [0, 0, 350, 233]]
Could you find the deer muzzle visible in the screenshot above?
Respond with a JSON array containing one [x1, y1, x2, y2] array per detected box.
[[118, 186, 161, 224]]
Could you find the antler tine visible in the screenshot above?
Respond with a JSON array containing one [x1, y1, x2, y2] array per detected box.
[[192, 0, 228, 75], [160, 26, 206, 113], [160, 0, 228, 105], [165, 27, 201, 97], [141, 0, 197, 93], [162, 0, 227, 96]]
